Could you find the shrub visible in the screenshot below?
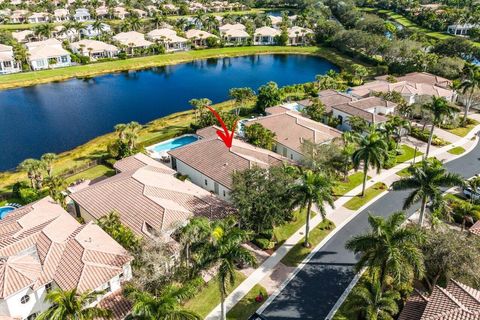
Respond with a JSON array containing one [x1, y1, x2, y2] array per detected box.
[[253, 238, 275, 250], [410, 127, 448, 146], [383, 150, 397, 169], [19, 187, 40, 203]]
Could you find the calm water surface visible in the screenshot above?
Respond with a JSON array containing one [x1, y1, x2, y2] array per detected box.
[[0, 54, 338, 170]]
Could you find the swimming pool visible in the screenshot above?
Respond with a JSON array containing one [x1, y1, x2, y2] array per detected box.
[[0, 206, 15, 219], [147, 134, 199, 155]]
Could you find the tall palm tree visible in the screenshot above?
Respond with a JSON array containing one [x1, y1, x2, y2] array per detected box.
[[199, 218, 256, 320], [41, 152, 57, 177], [346, 211, 425, 286], [385, 115, 411, 150], [423, 96, 456, 157], [18, 158, 46, 190], [352, 129, 389, 197], [36, 288, 111, 320], [391, 159, 464, 226], [290, 170, 335, 247], [459, 65, 480, 126], [177, 217, 210, 269], [44, 175, 67, 208], [346, 279, 400, 320], [127, 287, 200, 320]]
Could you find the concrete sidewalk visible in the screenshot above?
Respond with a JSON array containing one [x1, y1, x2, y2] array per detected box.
[[205, 123, 480, 320]]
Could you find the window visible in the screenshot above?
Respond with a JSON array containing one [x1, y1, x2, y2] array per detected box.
[[337, 115, 343, 125], [61, 55, 68, 63], [119, 272, 124, 280], [290, 154, 293, 160], [3, 61, 11, 68], [223, 190, 226, 197], [204, 179, 208, 186], [20, 294, 30, 304], [105, 282, 111, 292], [45, 282, 53, 293]]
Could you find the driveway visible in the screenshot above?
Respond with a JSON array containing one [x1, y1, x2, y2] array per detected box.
[[260, 139, 480, 320]]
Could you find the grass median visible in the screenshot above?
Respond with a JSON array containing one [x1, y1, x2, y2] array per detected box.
[[446, 119, 480, 137], [343, 182, 388, 211], [448, 146, 466, 155], [227, 283, 268, 320], [281, 219, 335, 267]]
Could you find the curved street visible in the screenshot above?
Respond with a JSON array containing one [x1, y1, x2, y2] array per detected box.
[[259, 135, 480, 320]]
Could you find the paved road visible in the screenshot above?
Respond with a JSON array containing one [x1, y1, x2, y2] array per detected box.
[[260, 140, 480, 320]]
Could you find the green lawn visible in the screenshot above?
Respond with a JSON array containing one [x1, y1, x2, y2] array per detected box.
[[183, 271, 246, 318], [0, 46, 369, 90], [281, 219, 335, 267], [343, 182, 388, 211], [227, 284, 268, 320], [446, 119, 480, 137], [396, 144, 422, 164], [333, 172, 370, 197], [273, 210, 311, 247], [448, 146, 466, 155], [65, 165, 115, 185]]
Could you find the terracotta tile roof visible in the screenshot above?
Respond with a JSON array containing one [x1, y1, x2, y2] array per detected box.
[[0, 197, 132, 298], [196, 125, 222, 139], [318, 90, 354, 110], [168, 134, 288, 189], [71, 155, 230, 237], [96, 289, 132, 320], [245, 112, 341, 154], [469, 220, 480, 236], [331, 103, 388, 123], [399, 280, 480, 320], [114, 153, 172, 173], [376, 72, 452, 88], [350, 80, 454, 99], [347, 96, 397, 110]]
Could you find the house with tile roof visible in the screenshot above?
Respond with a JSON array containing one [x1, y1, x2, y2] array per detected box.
[[70, 40, 119, 60], [70, 153, 230, 240], [245, 111, 342, 161], [0, 44, 21, 75], [113, 31, 153, 50], [376, 72, 452, 89], [185, 29, 218, 47], [331, 96, 397, 131], [147, 29, 189, 52], [168, 129, 289, 200], [25, 39, 71, 71], [219, 24, 249, 45], [287, 26, 313, 46], [0, 197, 132, 320], [254, 27, 280, 45], [399, 280, 480, 319]]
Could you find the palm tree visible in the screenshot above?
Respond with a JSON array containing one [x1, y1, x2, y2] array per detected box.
[[18, 158, 46, 190], [199, 218, 256, 320], [346, 279, 400, 320], [385, 116, 411, 150], [459, 65, 480, 126], [41, 152, 57, 176], [467, 176, 480, 203], [177, 217, 210, 269], [391, 159, 464, 226], [127, 287, 200, 320], [36, 288, 111, 320], [352, 129, 389, 197], [346, 212, 425, 286], [423, 96, 456, 157], [290, 170, 335, 247], [33, 23, 55, 40], [44, 175, 67, 208]]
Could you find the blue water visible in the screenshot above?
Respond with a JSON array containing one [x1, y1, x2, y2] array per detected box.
[[0, 206, 14, 219], [0, 54, 338, 170], [149, 135, 199, 153]]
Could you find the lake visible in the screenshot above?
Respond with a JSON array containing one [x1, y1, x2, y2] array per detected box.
[[0, 54, 338, 171]]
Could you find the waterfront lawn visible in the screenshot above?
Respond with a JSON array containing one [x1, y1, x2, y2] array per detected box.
[[273, 209, 310, 247], [447, 119, 479, 137], [0, 46, 371, 90], [227, 284, 268, 320], [396, 144, 422, 164], [281, 219, 335, 267], [343, 182, 388, 211], [448, 146, 466, 155], [65, 165, 115, 185], [183, 271, 246, 318], [333, 172, 370, 197]]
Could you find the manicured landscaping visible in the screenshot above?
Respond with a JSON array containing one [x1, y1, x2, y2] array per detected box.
[[396, 161, 422, 177], [65, 164, 115, 185], [332, 272, 369, 320], [333, 172, 370, 197], [281, 219, 335, 267], [273, 209, 311, 247], [448, 146, 466, 155], [227, 283, 268, 320], [396, 144, 422, 164], [343, 182, 388, 211], [0, 46, 369, 90], [183, 271, 246, 318], [446, 119, 480, 137]]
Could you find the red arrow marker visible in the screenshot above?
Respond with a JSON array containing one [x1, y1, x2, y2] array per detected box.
[[206, 106, 238, 148]]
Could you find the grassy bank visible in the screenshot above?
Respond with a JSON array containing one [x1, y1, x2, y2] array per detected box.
[[0, 46, 365, 90]]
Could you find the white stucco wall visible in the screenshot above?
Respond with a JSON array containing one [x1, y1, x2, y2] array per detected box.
[[273, 143, 303, 162], [172, 158, 231, 201], [1, 283, 54, 319]]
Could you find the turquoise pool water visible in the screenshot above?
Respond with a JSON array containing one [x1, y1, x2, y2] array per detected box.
[[0, 206, 14, 219], [149, 135, 199, 153]]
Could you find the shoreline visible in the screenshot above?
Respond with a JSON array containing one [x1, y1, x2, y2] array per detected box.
[[0, 46, 369, 91]]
